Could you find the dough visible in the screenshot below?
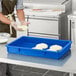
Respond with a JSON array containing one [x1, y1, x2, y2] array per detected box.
[[0, 37, 8, 43], [48, 45, 62, 51], [0, 33, 10, 43], [35, 43, 48, 49], [17, 25, 27, 31], [32, 43, 48, 50]]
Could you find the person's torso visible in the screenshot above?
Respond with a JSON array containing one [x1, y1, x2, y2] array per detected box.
[[2, 0, 17, 15]]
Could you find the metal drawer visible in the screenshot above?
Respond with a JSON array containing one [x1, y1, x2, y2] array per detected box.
[[28, 18, 59, 35]]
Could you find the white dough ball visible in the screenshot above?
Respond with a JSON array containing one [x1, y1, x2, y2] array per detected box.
[[48, 45, 62, 51], [36, 43, 48, 49]]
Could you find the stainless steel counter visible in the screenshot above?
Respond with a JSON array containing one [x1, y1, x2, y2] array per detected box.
[[0, 38, 76, 76]]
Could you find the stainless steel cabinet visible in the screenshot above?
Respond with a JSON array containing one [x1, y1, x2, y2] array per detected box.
[[28, 16, 59, 39]]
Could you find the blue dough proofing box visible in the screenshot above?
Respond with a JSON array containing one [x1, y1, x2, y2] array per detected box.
[[6, 36, 72, 59]]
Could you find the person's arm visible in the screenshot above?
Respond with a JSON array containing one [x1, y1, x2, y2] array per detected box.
[[0, 1, 23, 31], [0, 1, 11, 24], [0, 13, 19, 30], [16, 9, 25, 22], [16, 0, 28, 25], [0, 13, 11, 24]]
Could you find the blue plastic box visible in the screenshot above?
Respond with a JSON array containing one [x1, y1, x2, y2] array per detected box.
[[6, 36, 72, 59]]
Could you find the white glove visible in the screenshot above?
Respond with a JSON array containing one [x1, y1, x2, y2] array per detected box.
[[20, 21, 30, 26], [10, 21, 17, 29], [17, 25, 28, 31], [17, 21, 30, 31], [10, 21, 22, 31]]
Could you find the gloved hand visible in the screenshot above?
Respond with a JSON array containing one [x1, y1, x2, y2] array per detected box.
[[20, 21, 30, 26], [10, 21, 22, 31], [18, 21, 30, 31]]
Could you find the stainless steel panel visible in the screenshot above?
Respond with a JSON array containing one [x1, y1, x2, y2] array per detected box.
[[28, 15, 59, 20], [23, 0, 68, 5], [28, 32, 59, 39], [28, 18, 59, 35], [70, 21, 76, 44]]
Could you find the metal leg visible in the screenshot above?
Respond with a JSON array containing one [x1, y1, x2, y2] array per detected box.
[[63, 72, 68, 76], [68, 19, 71, 40], [69, 73, 74, 76]]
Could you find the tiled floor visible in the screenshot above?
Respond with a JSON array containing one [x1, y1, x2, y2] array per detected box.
[[8, 64, 70, 76], [0, 63, 75, 76], [44, 70, 69, 76]]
